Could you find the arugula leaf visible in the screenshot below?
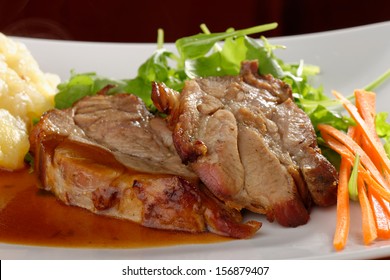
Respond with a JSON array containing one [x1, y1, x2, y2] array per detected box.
[[175, 23, 277, 61], [375, 112, 390, 158], [185, 35, 247, 78], [55, 72, 127, 109], [220, 34, 247, 70], [307, 105, 354, 134], [179, 23, 282, 79], [375, 112, 390, 137], [185, 52, 234, 78], [123, 76, 154, 106], [124, 48, 182, 106], [245, 36, 284, 78], [55, 24, 283, 107]]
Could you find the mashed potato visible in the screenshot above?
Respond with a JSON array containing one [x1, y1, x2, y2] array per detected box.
[[0, 109, 30, 170], [0, 33, 60, 170]]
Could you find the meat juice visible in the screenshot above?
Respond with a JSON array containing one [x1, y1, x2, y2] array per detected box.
[[0, 169, 228, 248]]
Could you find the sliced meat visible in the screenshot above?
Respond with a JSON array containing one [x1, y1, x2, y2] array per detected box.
[[72, 93, 197, 180], [152, 60, 338, 227], [29, 93, 261, 238]]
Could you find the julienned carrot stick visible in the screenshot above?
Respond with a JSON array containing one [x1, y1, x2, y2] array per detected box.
[[322, 133, 390, 203], [320, 126, 390, 210], [333, 90, 390, 175], [318, 124, 389, 189], [358, 175, 378, 245], [361, 169, 390, 203], [355, 89, 377, 134], [368, 191, 390, 239], [349, 125, 360, 145], [333, 156, 351, 250], [360, 132, 383, 171], [355, 90, 387, 174], [333, 127, 355, 250], [360, 167, 390, 240], [320, 90, 390, 248]]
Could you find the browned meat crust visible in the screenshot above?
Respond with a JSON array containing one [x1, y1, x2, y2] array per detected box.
[[152, 60, 338, 227]]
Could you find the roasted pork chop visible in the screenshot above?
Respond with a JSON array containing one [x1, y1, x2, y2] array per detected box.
[[29, 93, 261, 238], [152, 60, 338, 227]]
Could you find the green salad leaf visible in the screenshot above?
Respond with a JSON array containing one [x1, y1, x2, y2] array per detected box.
[[55, 72, 128, 109], [375, 112, 390, 158], [54, 23, 286, 109], [175, 23, 278, 61]]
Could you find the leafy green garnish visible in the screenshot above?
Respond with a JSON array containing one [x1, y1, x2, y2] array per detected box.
[[307, 105, 354, 134], [375, 112, 390, 158], [55, 23, 318, 107], [55, 72, 129, 109], [175, 23, 277, 61], [54, 23, 287, 109]]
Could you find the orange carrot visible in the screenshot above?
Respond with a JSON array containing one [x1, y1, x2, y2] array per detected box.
[[333, 128, 354, 250], [333, 157, 351, 250], [360, 169, 390, 203], [357, 95, 390, 238], [320, 124, 390, 244], [358, 175, 378, 245], [320, 90, 390, 248], [333, 90, 390, 176], [360, 133, 382, 170], [319, 124, 389, 189], [331, 146, 390, 243], [355, 89, 388, 175], [359, 167, 390, 241], [368, 191, 390, 239], [355, 89, 377, 133]]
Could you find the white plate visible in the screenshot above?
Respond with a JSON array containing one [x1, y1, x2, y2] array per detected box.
[[2, 21, 390, 260]]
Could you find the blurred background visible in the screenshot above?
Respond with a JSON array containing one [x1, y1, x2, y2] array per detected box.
[[0, 0, 389, 42]]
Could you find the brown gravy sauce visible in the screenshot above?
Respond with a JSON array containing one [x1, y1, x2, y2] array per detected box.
[[0, 169, 229, 248]]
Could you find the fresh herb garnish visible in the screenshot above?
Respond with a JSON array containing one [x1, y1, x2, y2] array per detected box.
[[55, 71, 129, 109], [375, 112, 390, 158], [54, 23, 289, 109]]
